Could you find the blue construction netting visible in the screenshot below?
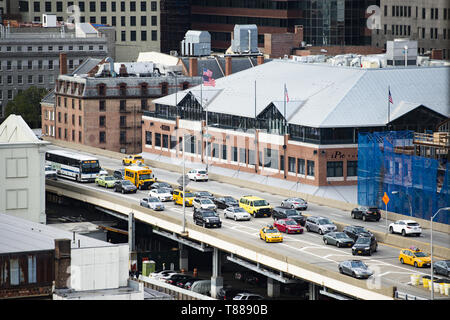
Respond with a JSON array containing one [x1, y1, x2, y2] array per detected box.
[[358, 130, 449, 225]]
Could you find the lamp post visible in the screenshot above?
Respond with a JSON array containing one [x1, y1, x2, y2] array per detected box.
[[181, 133, 195, 235], [430, 207, 450, 300]]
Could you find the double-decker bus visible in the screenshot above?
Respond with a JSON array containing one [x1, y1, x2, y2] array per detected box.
[[45, 149, 100, 182]]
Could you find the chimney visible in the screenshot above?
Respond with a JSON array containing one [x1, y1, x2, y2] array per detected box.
[[189, 57, 198, 77], [294, 25, 304, 45], [59, 53, 67, 75], [225, 56, 232, 76], [119, 64, 128, 77], [54, 239, 71, 289], [257, 55, 264, 65]]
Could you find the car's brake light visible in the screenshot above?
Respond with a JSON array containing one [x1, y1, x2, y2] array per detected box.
[[294, 202, 299, 204]]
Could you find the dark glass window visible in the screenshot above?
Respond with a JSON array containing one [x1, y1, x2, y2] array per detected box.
[[307, 160, 315, 177], [145, 131, 152, 145], [100, 131, 106, 143], [327, 161, 343, 177], [155, 133, 161, 147], [297, 158, 305, 175], [288, 157, 296, 173]]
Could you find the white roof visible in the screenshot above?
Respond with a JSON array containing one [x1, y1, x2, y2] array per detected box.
[[0, 214, 113, 254], [46, 149, 98, 161], [0, 114, 47, 144], [154, 60, 449, 128], [137, 51, 179, 65]]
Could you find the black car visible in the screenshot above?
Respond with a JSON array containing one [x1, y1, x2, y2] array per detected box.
[[113, 169, 125, 180], [175, 276, 200, 288], [214, 196, 239, 209], [193, 209, 222, 228], [150, 182, 174, 193], [216, 287, 244, 300], [114, 179, 138, 193], [194, 191, 215, 201], [351, 206, 381, 222], [165, 273, 194, 285], [352, 235, 378, 256], [272, 207, 307, 226], [433, 260, 450, 277], [343, 225, 374, 241]]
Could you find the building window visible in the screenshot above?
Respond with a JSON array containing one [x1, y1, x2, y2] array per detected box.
[[145, 131, 152, 145], [307, 160, 315, 177], [130, 1, 136, 11], [141, 30, 147, 41], [131, 30, 136, 41], [151, 30, 157, 41], [141, 16, 147, 26], [347, 161, 358, 177], [161, 82, 168, 95], [120, 131, 126, 144], [288, 157, 296, 173], [155, 133, 161, 147], [297, 158, 305, 175], [239, 148, 247, 164], [130, 16, 136, 26], [111, 1, 116, 12], [100, 1, 107, 11], [100, 131, 106, 143], [98, 84, 106, 96], [111, 16, 116, 26], [79, 131, 82, 142], [151, 1, 157, 11], [121, 1, 126, 11], [99, 116, 106, 127], [141, 1, 147, 11], [264, 148, 278, 169], [99, 100, 106, 111], [327, 161, 343, 177], [121, 30, 126, 41], [151, 15, 157, 26], [89, 1, 96, 11], [119, 84, 127, 96]]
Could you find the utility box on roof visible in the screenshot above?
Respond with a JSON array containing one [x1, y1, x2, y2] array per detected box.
[[181, 30, 211, 56], [231, 25, 259, 54]]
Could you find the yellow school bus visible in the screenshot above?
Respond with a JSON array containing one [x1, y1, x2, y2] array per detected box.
[[124, 166, 156, 190]]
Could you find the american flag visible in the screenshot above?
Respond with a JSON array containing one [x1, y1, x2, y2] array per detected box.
[[388, 89, 393, 104], [284, 84, 289, 103], [202, 68, 215, 87]]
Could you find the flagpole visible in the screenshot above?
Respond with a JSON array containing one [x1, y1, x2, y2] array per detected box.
[[254, 80, 257, 173], [387, 85, 390, 130]]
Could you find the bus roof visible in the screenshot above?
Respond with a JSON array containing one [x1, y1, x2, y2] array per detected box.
[[126, 166, 152, 172], [46, 149, 98, 161]]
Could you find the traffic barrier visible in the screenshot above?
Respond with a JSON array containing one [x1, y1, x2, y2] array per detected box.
[[444, 283, 450, 296], [422, 276, 431, 288], [410, 274, 421, 286]]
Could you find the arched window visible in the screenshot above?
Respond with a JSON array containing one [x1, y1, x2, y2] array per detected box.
[[97, 83, 106, 96], [161, 82, 168, 96], [119, 83, 127, 96]]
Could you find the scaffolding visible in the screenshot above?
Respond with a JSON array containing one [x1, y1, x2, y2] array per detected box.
[[358, 131, 449, 225]]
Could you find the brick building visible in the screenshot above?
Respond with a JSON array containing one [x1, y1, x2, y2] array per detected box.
[[41, 56, 202, 154], [142, 60, 449, 187]]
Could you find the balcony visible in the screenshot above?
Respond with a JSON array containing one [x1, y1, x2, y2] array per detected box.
[[413, 132, 449, 148]]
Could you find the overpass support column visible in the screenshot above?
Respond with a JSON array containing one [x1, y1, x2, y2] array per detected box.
[[128, 212, 135, 252], [179, 243, 189, 271], [309, 282, 318, 300], [210, 248, 223, 299], [267, 278, 280, 298]]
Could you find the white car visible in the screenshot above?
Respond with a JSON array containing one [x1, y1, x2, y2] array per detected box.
[[233, 293, 264, 300], [389, 220, 422, 237], [193, 198, 217, 211], [140, 197, 165, 211], [150, 270, 177, 280], [224, 206, 251, 221], [187, 169, 208, 181], [149, 187, 173, 202], [44, 165, 57, 180]]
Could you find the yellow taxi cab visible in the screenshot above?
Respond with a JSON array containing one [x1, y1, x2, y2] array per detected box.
[[399, 246, 431, 268], [259, 225, 283, 243], [172, 189, 196, 207], [239, 196, 273, 218], [122, 155, 144, 166]]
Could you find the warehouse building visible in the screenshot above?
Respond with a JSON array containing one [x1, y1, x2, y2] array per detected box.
[[142, 59, 449, 187]]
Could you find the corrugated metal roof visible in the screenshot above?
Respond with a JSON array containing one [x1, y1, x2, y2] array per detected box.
[[0, 214, 114, 254], [153, 60, 449, 128]]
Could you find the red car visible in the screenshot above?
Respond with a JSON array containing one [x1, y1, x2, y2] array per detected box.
[[274, 218, 303, 234]]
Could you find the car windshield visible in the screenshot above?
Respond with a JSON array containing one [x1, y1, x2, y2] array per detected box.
[[105, 176, 115, 181], [335, 233, 348, 239], [253, 200, 269, 206], [140, 174, 152, 180], [81, 160, 100, 173], [355, 237, 371, 244], [198, 170, 207, 174], [318, 218, 333, 225], [157, 188, 171, 193], [285, 210, 299, 216], [234, 207, 246, 213], [134, 156, 143, 160], [353, 226, 368, 233], [202, 211, 216, 217], [414, 252, 428, 257], [285, 220, 298, 226], [198, 192, 211, 196], [122, 180, 133, 185], [350, 261, 366, 268], [265, 228, 279, 233], [148, 198, 159, 202], [200, 199, 213, 204], [224, 197, 236, 202], [292, 198, 304, 202], [185, 192, 195, 197]]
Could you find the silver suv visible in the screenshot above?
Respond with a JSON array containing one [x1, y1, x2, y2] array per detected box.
[[305, 216, 337, 235]]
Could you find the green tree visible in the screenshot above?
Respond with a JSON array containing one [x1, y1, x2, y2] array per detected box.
[[5, 86, 49, 129]]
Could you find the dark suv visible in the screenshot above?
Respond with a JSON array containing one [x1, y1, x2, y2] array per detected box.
[[351, 206, 381, 222], [193, 209, 222, 228], [114, 179, 137, 193], [343, 225, 374, 241], [352, 235, 378, 256], [113, 169, 125, 180], [272, 207, 307, 226]]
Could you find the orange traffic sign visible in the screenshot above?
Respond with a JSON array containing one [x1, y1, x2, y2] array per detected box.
[[382, 192, 390, 205]]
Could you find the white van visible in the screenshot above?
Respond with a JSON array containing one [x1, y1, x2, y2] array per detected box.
[[190, 280, 211, 296]]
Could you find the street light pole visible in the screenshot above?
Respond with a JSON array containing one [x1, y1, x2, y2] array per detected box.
[[430, 207, 449, 300], [182, 134, 186, 234]]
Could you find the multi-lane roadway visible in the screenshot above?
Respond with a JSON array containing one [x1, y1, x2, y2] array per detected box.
[[46, 145, 450, 300]]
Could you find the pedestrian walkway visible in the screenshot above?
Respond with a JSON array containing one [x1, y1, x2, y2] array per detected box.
[[141, 151, 357, 204]]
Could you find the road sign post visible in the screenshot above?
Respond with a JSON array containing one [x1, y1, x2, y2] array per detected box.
[[382, 192, 390, 232]]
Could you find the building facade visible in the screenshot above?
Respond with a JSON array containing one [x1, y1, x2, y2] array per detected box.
[[0, 23, 114, 119], [142, 60, 449, 187], [7, 0, 161, 60], [372, 0, 450, 59], [191, 0, 379, 51], [41, 59, 202, 154], [0, 114, 49, 224]]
